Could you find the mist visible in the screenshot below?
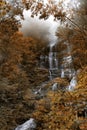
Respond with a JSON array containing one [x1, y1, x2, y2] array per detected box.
[[20, 9, 59, 44]]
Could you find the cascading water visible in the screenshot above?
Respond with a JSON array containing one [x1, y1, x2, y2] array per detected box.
[[49, 45, 53, 70], [68, 76, 77, 91], [48, 43, 58, 80], [39, 41, 59, 80], [39, 39, 76, 82], [60, 55, 75, 78], [61, 69, 64, 78], [60, 41, 76, 79]]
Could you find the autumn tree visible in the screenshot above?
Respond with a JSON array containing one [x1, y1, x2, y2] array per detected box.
[[0, 0, 86, 84], [56, 0, 87, 70], [22, 0, 87, 70], [0, 0, 48, 84]]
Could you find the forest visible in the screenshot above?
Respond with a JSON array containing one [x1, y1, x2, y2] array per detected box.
[[0, 0, 87, 130]]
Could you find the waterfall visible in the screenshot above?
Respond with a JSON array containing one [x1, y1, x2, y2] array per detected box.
[[49, 70, 52, 80], [39, 39, 76, 80], [61, 69, 64, 78], [49, 45, 53, 70], [68, 76, 77, 91], [48, 43, 58, 79], [60, 53, 76, 79], [54, 52, 58, 70]]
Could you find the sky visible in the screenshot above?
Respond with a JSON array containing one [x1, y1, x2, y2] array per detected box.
[[20, 9, 59, 44], [19, 0, 80, 44], [6, 0, 60, 44], [6, 0, 81, 46]]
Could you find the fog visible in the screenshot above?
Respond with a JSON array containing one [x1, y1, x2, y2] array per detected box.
[[20, 9, 59, 44]]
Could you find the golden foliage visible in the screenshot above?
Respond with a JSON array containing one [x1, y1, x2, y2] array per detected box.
[[32, 67, 87, 130]]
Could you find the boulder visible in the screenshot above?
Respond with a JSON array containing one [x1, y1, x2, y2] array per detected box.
[[15, 118, 36, 130]]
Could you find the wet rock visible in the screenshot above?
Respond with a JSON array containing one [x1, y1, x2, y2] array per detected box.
[[41, 77, 68, 92], [15, 118, 36, 130]]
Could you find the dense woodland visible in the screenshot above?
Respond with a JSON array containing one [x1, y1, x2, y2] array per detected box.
[[0, 0, 87, 130]]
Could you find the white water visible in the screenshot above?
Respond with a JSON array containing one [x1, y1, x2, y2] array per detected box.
[[39, 37, 76, 80], [39, 44, 76, 80], [68, 76, 77, 91], [48, 43, 58, 79], [61, 69, 65, 78], [52, 83, 58, 91], [61, 54, 76, 79], [54, 52, 58, 69], [49, 45, 53, 70], [49, 70, 52, 80]]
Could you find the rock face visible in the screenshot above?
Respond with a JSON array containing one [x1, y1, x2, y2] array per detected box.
[[15, 118, 36, 130]]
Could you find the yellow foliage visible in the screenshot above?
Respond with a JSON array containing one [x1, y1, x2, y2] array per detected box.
[[32, 67, 87, 130]]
